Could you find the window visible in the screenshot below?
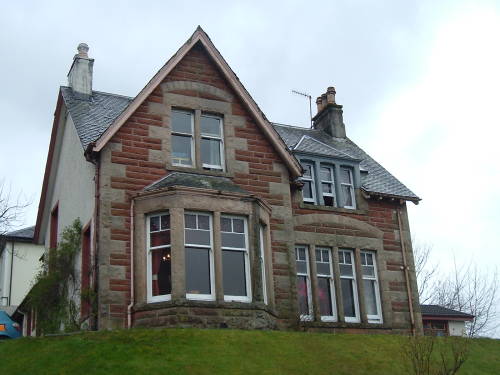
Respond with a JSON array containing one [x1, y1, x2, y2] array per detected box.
[[315, 247, 337, 321], [201, 114, 224, 170], [339, 249, 360, 323], [361, 251, 382, 323], [185, 212, 215, 301], [295, 246, 312, 320], [221, 216, 251, 302], [259, 225, 268, 304], [301, 163, 316, 203], [340, 167, 355, 208], [320, 166, 336, 207], [171, 110, 194, 167], [170, 109, 225, 170], [300, 161, 356, 209], [147, 213, 172, 303]]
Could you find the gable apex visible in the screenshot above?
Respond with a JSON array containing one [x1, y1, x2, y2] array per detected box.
[[92, 27, 301, 178]]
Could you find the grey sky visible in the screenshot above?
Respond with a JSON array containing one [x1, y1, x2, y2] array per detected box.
[[1, 0, 499, 334]]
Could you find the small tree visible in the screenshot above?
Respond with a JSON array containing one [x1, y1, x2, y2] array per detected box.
[[0, 180, 30, 235]]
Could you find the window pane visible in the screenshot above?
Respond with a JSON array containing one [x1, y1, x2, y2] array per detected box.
[[317, 262, 330, 275], [296, 276, 309, 316], [322, 182, 332, 194], [223, 250, 246, 296], [303, 181, 313, 199], [341, 278, 356, 317], [221, 217, 232, 232], [302, 164, 312, 177], [185, 229, 210, 246], [151, 248, 171, 296], [201, 138, 221, 167], [150, 230, 171, 247], [185, 247, 211, 295], [172, 135, 192, 165], [342, 185, 353, 207], [185, 214, 197, 229], [322, 250, 330, 262], [201, 115, 221, 136], [296, 260, 307, 274], [221, 232, 245, 249], [171, 110, 192, 133], [318, 277, 333, 316], [150, 216, 160, 232], [340, 264, 353, 277], [198, 215, 210, 230], [364, 279, 378, 316], [323, 196, 335, 207], [233, 219, 244, 233], [160, 215, 170, 230], [340, 168, 352, 184], [296, 247, 306, 261], [320, 167, 331, 181], [362, 265, 375, 277]]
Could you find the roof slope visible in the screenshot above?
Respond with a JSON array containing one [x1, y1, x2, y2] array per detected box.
[[420, 304, 474, 319], [4, 226, 35, 240], [273, 123, 419, 201], [61, 86, 132, 150]]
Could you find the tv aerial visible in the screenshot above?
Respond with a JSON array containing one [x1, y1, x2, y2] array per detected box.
[[292, 89, 313, 128]]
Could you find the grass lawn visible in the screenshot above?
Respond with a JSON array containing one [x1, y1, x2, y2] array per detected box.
[[1, 328, 499, 374]]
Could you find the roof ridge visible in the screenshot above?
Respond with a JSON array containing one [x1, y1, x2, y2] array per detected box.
[[61, 86, 133, 100], [272, 122, 311, 130]]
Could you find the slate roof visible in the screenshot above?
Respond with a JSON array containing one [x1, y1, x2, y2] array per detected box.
[[4, 226, 35, 240], [420, 305, 474, 319], [273, 123, 420, 201], [60, 86, 133, 150], [144, 172, 249, 195]]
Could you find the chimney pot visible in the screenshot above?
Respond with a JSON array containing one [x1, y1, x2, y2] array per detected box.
[[77, 43, 89, 58], [326, 86, 336, 104], [321, 93, 327, 108], [316, 96, 323, 113]]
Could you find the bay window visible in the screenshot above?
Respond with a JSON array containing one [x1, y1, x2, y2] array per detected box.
[[339, 249, 360, 323], [185, 212, 215, 300], [315, 247, 337, 321], [361, 251, 382, 323], [147, 213, 172, 303], [171, 110, 194, 167], [295, 245, 312, 320], [221, 216, 251, 302]]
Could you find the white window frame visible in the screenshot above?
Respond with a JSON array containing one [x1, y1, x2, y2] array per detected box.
[[315, 247, 337, 322], [340, 167, 356, 209], [339, 249, 360, 323], [259, 225, 268, 305], [146, 212, 171, 303], [184, 212, 215, 301], [200, 113, 225, 170], [221, 215, 251, 303], [171, 109, 195, 167], [301, 163, 316, 204], [295, 245, 313, 321], [319, 165, 336, 207], [361, 251, 383, 324]]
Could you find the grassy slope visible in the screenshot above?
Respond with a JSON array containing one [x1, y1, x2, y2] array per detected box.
[[1, 329, 499, 375]]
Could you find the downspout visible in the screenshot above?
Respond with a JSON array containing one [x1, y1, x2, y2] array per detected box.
[[90, 150, 100, 331], [397, 208, 416, 336], [127, 198, 135, 329], [9, 241, 14, 306]]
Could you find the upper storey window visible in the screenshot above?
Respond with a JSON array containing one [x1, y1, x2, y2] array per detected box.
[[171, 109, 225, 171], [300, 161, 357, 209]]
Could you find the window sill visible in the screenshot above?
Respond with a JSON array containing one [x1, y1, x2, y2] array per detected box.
[[299, 320, 388, 329], [299, 202, 367, 215], [167, 164, 233, 178]]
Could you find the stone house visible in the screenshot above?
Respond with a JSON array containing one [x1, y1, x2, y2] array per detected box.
[[33, 27, 422, 334]]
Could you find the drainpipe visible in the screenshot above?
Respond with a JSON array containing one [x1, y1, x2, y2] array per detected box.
[[9, 241, 14, 306], [127, 198, 135, 329], [89, 149, 100, 331], [397, 208, 416, 336]]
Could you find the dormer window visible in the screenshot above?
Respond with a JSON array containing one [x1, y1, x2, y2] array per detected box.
[[170, 109, 225, 171], [300, 161, 357, 209]]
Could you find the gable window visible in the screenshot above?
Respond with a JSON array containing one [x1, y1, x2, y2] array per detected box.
[[361, 251, 383, 323], [315, 247, 337, 321], [339, 249, 360, 323], [221, 216, 251, 302], [295, 245, 312, 320], [171, 110, 195, 167], [301, 163, 316, 203], [185, 212, 215, 301], [320, 166, 336, 207], [147, 213, 172, 303], [201, 114, 224, 170], [340, 167, 355, 208]]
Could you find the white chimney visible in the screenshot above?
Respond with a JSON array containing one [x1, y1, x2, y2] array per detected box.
[[67, 43, 94, 99]]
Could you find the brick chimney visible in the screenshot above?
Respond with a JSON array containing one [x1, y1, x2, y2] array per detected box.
[[67, 43, 94, 99], [312, 86, 346, 138]]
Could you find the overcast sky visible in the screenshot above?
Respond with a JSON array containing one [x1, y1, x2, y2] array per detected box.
[[1, 1, 499, 334]]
